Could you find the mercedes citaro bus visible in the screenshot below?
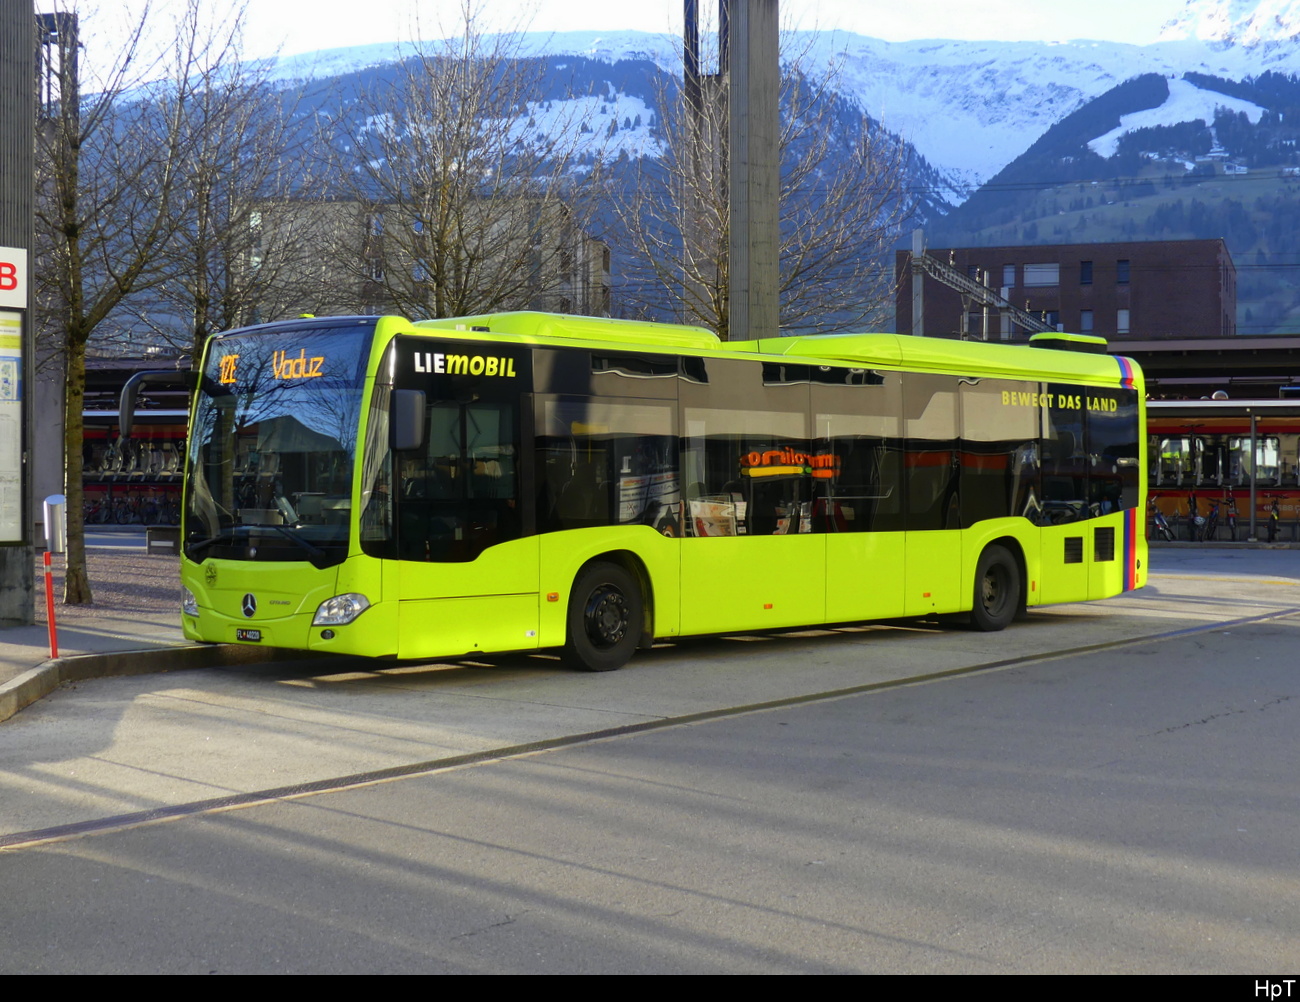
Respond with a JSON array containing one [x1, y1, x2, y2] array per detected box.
[[122, 312, 1145, 670]]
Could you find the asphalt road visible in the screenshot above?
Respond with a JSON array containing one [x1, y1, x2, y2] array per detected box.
[[1, 549, 1297, 973]]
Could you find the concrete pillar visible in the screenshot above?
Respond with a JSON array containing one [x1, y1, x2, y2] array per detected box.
[[727, 0, 779, 341]]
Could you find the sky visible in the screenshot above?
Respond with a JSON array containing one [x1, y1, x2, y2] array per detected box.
[[84, 0, 1187, 62]]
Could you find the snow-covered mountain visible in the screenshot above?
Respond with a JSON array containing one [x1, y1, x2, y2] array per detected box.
[[1157, 0, 1300, 45], [271, 12, 1300, 205], [251, 0, 1300, 222]]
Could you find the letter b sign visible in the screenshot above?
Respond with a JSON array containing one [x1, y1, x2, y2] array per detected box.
[[0, 248, 26, 306]]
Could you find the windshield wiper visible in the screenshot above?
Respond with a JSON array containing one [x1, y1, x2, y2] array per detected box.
[[186, 523, 335, 569], [264, 523, 328, 566], [186, 527, 237, 557]]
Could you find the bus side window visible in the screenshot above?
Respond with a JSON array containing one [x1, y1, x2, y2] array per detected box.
[[813, 373, 904, 533], [1041, 391, 1086, 523], [536, 397, 677, 533], [903, 375, 959, 532], [1087, 390, 1140, 512], [958, 378, 1041, 529]]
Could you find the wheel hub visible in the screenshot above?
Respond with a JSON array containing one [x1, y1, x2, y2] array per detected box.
[[584, 586, 628, 648], [982, 570, 1004, 610]]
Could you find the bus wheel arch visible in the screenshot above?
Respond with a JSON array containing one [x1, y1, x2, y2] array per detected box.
[[970, 539, 1024, 632], [562, 552, 652, 672]]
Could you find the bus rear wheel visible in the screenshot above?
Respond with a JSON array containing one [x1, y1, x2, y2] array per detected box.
[[563, 561, 642, 672], [971, 545, 1019, 632]]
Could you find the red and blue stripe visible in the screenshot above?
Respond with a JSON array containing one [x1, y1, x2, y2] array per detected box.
[[1115, 355, 1137, 390], [1122, 507, 1141, 590]]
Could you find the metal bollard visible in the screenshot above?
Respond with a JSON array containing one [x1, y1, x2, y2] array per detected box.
[[43, 494, 67, 553], [41, 494, 66, 658]]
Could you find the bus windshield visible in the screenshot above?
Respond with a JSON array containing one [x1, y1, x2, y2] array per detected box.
[[185, 321, 375, 567]]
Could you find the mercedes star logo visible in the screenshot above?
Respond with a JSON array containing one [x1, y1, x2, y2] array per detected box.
[[242, 593, 256, 618]]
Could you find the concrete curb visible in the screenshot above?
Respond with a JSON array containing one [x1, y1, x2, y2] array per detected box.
[[0, 644, 323, 724], [1147, 540, 1300, 549]]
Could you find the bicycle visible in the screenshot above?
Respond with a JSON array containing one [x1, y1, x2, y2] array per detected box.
[[1187, 492, 1204, 542], [1202, 498, 1220, 542], [1149, 496, 1175, 541]]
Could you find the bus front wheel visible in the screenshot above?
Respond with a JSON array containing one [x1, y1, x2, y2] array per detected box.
[[971, 545, 1019, 632], [563, 561, 642, 672]]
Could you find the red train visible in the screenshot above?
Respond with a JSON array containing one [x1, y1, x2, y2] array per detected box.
[[81, 408, 187, 525], [1147, 399, 1300, 541]]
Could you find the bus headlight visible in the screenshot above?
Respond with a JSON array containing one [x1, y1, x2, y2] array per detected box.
[[312, 593, 371, 626], [182, 587, 199, 617]]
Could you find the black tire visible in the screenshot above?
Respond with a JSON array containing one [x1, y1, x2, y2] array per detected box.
[[563, 561, 642, 672], [971, 544, 1019, 632]]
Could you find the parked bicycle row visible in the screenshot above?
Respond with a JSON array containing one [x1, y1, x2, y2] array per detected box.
[[1148, 492, 1294, 542], [82, 490, 181, 526]]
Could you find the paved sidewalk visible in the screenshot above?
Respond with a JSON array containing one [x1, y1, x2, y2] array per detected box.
[[0, 545, 300, 722], [3, 547, 186, 677]]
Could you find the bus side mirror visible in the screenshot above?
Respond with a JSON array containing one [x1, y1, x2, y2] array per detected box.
[[391, 389, 426, 452], [119, 369, 199, 438]]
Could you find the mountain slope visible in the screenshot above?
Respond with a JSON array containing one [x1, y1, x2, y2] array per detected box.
[[272, 21, 1300, 203], [930, 66, 1300, 334]]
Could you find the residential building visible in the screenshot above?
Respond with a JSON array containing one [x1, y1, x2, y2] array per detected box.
[[895, 238, 1236, 341]]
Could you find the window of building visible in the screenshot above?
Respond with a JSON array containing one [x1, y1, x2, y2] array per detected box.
[[1117, 309, 1130, 334], [1002, 264, 1015, 288], [1079, 310, 1094, 332], [1117, 259, 1130, 284], [1023, 263, 1059, 287], [1080, 260, 1093, 285]]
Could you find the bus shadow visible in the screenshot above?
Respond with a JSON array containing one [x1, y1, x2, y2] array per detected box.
[[224, 616, 1023, 691]]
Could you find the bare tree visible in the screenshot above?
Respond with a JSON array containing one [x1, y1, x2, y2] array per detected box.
[[122, 15, 321, 361], [315, 1, 609, 320], [34, 0, 260, 603], [615, 44, 913, 339]]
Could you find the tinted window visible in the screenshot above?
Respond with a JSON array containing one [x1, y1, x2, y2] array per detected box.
[[960, 379, 1041, 527]]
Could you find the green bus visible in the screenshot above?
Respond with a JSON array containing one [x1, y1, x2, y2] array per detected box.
[[156, 311, 1146, 671]]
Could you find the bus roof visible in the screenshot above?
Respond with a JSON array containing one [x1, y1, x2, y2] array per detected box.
[[746, 332, 1137, 385], [414, 311, 721, 350], [407, 311, 1138, 386]]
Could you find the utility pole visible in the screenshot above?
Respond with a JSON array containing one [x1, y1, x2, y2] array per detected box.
[[727, 0, 779, 341], [683, 0, 779, 341]]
